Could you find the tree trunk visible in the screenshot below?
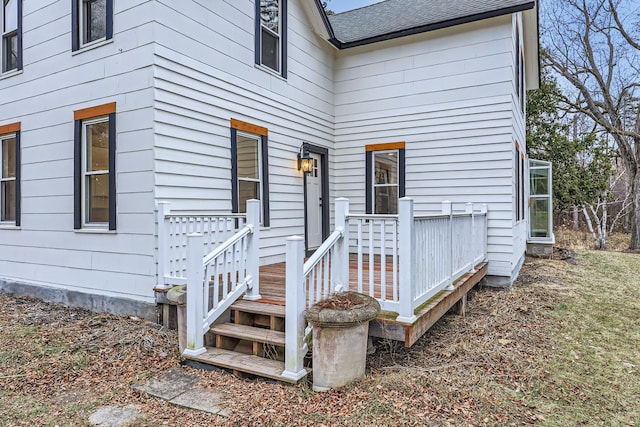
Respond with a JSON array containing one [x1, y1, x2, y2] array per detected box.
[[630, 167, 640, 250], [572, 206, 580, 230]]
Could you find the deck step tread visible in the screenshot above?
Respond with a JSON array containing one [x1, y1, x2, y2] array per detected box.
[[185, 347, 298, 383], [210, 323, 285, 346], [232, 300, 285, 317]]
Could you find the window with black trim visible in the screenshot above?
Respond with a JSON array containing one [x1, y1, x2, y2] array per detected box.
[[72, 0, 113, 51], [74, 103, 116, 230], [366, 143, 405, 214], [0, 124, 19, 225], [1, 0, 22, 73], [255, 0, 287, 78], [515, 143, 525, 222], [230, 120, 270, 226]]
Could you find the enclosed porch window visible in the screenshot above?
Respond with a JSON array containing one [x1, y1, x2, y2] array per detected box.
[[529, 159, 553, 241]]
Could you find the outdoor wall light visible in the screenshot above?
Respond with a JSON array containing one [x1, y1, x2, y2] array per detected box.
[[298, 144, 313, 173]]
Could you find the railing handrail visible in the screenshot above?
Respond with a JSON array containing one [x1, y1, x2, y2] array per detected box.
[[202, 225, 253, 265], [302, 227, 343, 278], [346, 213, 398, 221], [164, 212, 247, 219]]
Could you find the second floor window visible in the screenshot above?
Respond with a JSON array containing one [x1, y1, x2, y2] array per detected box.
[[1, 0, 21, 73], [73, 0, 113, 51], [256, 0, 287, 78]]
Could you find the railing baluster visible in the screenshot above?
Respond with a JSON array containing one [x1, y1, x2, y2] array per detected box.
[[357, 220, 363, 293], [368, 219, 374, 297], [380, 220, 386, 302], [392, 218, 398, 302]]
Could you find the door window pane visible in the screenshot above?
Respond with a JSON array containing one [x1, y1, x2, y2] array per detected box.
[[530, 168, 549, 195], [530, 198, 550, 238]]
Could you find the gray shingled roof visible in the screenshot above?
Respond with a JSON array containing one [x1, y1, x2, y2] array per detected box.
[[328, 0, 535, 45]]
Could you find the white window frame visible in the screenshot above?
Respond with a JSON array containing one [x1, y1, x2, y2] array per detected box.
[[236, 131, 263, 215], [528, 159, 554, 243], [81, 116, 110, 228], [0, 132, 16, 223], [1, 0, 19, 73], [260, 0, 282, 73], [372, 149, 399, 215], [79, 0, 107, 48]]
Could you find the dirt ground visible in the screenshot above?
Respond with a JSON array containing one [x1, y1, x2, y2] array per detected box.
[[1, 246, 638, 426]]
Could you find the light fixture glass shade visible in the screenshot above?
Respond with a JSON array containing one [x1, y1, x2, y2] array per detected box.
[[300, 157, 313, 173]]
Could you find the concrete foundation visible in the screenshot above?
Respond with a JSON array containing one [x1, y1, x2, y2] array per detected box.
[[0, 278, 158, 321], [527, 242, 554, 258]]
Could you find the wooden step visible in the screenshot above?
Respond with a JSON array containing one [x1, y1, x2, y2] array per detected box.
[[232, 300, 285, 317], [185, 347, 301, 383], [210, 323, 285, 346]]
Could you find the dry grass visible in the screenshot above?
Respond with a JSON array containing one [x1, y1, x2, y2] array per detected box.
[[554, 228, 631, 252], [1, 248, 638, 426]]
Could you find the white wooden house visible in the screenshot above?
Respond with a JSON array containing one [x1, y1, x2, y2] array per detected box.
[[0, 0, 546, 379]]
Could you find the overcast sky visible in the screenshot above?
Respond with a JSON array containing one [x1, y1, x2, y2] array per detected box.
[[329, 0, 384, 13]]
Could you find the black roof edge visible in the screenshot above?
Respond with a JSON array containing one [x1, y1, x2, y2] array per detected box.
[[335, 2, 536, 49], [312, 0, 338, 42]]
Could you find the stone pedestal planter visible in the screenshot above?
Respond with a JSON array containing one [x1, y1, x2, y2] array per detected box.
[[166, 285, 187, 352], [306, 292, 381, 392]]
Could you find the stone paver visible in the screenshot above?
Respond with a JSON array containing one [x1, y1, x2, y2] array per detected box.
[[132, 367, 200, 400], [169, 387, 227, 416], [89, 405, 142, 427]]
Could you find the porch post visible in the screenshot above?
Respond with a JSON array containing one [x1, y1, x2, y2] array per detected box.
[[282, 236, 308, 382], [442, 201, 454, 290], [334, 198, 349, 292], [466, 203, 476, 273], [156, 201, 171, 290], [397, 197, 416, 323], [183, 232, 206, 357], [480, 204, 488, 261], [244, 199, 261, 301]]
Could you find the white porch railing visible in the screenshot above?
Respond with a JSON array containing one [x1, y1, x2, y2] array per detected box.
[[283, 197, 488, 377], [156, 201, 246, 288], [182, 200, 261, 357]]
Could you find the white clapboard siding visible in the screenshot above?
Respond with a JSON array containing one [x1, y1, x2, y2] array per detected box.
[[151, 0, 336, 264], [0, 1, 157, 302], [334, 15, 522, 280]]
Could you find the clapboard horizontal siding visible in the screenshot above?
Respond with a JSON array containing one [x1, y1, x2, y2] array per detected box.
[[0, 1, 157, 301], [333, 16, 517, 279], [150, 0, 335, 263]]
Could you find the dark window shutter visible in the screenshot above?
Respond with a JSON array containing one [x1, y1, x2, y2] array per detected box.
[[14, 130, 21, 226], [261, 135, 270, 227], [108, 113, 117, 230], [230, 128, 238, 213], [71, 0, 79, 51], [399, 148, 406, 198], [106, 0, 114, 40], [73, 120, 82, 229], [365, 151, 372, 214], [17, 0, 23, 70], [254, 0, 261, 66], [281, 0, 288, 79]]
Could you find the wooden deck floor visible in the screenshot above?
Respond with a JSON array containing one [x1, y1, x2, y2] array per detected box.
[[258, 254, 396, 304], [257, 256, 488, 347]]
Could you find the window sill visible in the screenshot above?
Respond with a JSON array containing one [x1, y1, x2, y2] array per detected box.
[[74, 228, 117, 235], [72, 38, 114, 56], [0, 69, 23, 81], [254, 63, 287, 81], [0, 224, 20, 230]]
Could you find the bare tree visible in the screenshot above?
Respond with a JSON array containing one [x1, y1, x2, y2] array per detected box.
[[544, 0, 640, 249]]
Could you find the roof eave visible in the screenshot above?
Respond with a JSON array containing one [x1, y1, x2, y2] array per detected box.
[[523, 3, 541, 90], [333, 2, 536, 49]]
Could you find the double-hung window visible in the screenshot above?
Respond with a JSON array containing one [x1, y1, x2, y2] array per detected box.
[[0, 122, 19, 225], [74, 103, 116, 230], [256, 0, 287, 78], [366, 142, 406, 214], [515, 142, 526, 222], [1, 0, 22, 73], [72, 0, 113, 51], [230, 119, 270, 226]]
